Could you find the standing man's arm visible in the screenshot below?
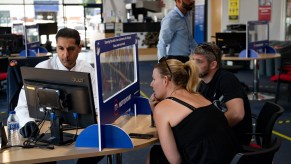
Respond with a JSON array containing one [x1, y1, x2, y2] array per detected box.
[[157, 18, 175, 60]]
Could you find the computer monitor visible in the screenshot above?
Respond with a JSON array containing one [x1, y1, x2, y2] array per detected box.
[[0, 27, 11, 34], [20, 67, 97, 145], [38, 23, 58, 36], [216, 32, 246, 56], [25, 25, 40, 50], [12, 24, 24, 35]]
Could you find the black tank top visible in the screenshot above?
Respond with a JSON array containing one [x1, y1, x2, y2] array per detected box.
[[167, 97, 240, 164]]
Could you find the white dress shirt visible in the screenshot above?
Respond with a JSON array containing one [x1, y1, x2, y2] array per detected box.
[[15, 55, 97, 127]]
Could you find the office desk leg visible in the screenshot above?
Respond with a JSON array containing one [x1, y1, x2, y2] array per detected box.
[[252, 59, 259, 100], [248, 59, 275, 101], [107, 154, 122, 164]]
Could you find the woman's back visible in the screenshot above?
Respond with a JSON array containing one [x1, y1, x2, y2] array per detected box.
[[171, 97, 240, 164]]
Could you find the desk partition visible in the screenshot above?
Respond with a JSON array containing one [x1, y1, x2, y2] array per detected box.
[[76, 34, 152, 151]]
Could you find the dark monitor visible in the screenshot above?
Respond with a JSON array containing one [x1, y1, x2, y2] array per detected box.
[[20, 67, 97, 145], [216, 32, 246, 56], [0, 27, 11, 34], [0, 34, 24, 55], [38, 23, 58, 35]]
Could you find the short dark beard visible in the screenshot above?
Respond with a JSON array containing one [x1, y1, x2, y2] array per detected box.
[[199, 72, 208, 78], [182, 1, 193, 11]]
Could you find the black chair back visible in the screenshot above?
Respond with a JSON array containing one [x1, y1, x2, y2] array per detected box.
[[0, 57, 9, 73], [255, 101, 284, 148], [230, 137, 282, 164], [6, 56, 50, 112]]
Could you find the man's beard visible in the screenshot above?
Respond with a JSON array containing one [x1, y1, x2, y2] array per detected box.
[[198, 67, 210, 78], [182, 1, 193, 11], [199, 72, 208, 78]]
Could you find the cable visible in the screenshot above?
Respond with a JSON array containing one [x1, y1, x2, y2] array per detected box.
[[72, 112, 79, 140], [22, 110, 54, 149]]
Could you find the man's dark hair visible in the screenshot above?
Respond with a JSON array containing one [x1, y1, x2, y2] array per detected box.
[[55, 28, 81, 46]]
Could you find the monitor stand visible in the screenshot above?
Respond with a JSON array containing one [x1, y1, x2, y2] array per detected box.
[[38, 115, 77, 146]]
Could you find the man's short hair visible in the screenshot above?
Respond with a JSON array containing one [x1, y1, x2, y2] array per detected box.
[[194, 43, 222, 67], [56, 28, 81, 46]]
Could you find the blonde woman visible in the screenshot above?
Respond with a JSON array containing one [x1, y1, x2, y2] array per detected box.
[[148, 58, 240, 164]]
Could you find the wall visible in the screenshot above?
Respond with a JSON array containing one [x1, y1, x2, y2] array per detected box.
[[217, 0, 285, 41]]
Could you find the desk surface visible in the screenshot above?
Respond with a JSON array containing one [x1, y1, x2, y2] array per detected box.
[[1, 115, 157, 164], [222, 53, 281, 61], [10, 52, 52, 58]]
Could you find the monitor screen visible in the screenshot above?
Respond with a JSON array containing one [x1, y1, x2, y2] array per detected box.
[[216, 32, 246, 56], [0, 27, 11, 34], [12, 24, 24, 35], [21, 67, 97, 145], [25, 25, 40, 49], [247, 20, 269, 53], [38, 23, 58, 35]]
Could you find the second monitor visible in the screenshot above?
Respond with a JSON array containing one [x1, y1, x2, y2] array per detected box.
[[216, 32, 246, 56]]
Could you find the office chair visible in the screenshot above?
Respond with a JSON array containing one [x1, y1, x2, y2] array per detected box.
[[0, 57, 8, 91], [6, 56, 50, 112], [244, 101, 284, 149], [230, 137, 282, 164], [270, 54, 291, 102]]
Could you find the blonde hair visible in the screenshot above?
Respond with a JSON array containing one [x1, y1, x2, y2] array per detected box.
[[155, 59, 199, 93]]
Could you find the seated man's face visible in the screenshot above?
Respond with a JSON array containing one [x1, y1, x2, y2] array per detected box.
[[56, 37, 81, 69]]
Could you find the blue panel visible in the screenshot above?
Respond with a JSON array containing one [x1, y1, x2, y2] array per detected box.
[[34, 1, 59, 12], [194, 4, 206, 44], [239, 49, 258, 58], [95, 34, 141, 124], [75, 124, 99, 148], [134, 96, 152, 115], [75, 124, 133, 149], [34, 5, 59, 12], [102, 124, 133, 148]]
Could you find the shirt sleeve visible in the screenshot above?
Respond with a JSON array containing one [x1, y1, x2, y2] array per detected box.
[[14, 87, 35, 128], [157, 17, 175, 60], [219, 74, 243, 103]]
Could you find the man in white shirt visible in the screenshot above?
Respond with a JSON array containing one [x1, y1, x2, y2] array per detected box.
[[15, 28, 97, 135], [16, 27, 102, 163]]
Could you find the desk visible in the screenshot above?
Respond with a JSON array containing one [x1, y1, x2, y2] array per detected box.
[[222, 53, 281, 100], [10, 52, 52, 58], [0, 115, 158, 164]]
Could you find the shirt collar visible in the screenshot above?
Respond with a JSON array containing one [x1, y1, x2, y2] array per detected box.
[[174, 6, 188, 17], [56, 56, 76, 71]]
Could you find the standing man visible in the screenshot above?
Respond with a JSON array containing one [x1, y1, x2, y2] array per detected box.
[[157, 0, 197, 63], [191, 43, 252, 145]]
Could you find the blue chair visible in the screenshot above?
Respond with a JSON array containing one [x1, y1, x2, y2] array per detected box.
[[19, 49, 37, 57], [19, 46, 48, 57]]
